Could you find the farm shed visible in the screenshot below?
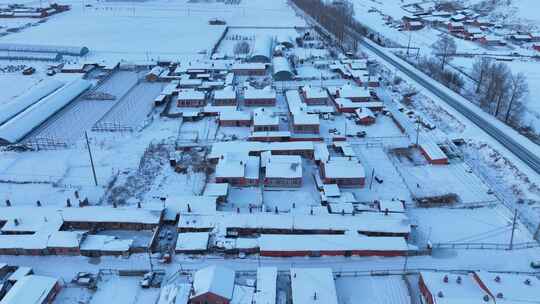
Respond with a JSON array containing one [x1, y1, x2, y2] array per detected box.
[[272, 56, 294, 81], [175, 232, 210, 254], [0, 79, 64, 126], [0, 275, 61, 304], [189, 266, 235, 304], [219, 110, 251, 127], [259, 234, 409, 257], [419, 141, 449, 165], [0, 78, 91, 145], [290, 268, 338, 304], [249, 35, 273, 63], [276, 33, 294, 48], [0, 42, 89, 56], [0, 51, 62, 61]]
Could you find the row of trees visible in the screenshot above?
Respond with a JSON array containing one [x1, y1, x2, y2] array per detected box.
[[430, 34, 529, 126], [472, 57, 528, 125]]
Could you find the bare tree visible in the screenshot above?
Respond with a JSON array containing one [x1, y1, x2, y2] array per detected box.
[[504, 72, 528, 124], [432, 35, 457, 70], [233, 41, 250, 55], [471, 57, 492, 93]]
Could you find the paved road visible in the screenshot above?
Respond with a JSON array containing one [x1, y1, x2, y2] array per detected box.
[[292, 2, 540, 175], [357, 38, 540, 174]]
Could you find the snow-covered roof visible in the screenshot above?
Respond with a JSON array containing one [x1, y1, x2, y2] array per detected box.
[[80, 235, 133, 252], [285, 90, 304, 113], [7, 267, 32, 282], [253, 108, 278, 126], [209, 141, 314, 159], [47, 231, 84, 248], [419, 141, 447, 161], [177, 89, 205, 100], [157, 284, 190, 304], [214, 86, 237, 100], [220, 110, 251, 121], [62, 207, 162, 224], [323, 184, 340, 197], [175, 232, 209, 252], [244, 86, 276, 100], [0, 43, 89, 56], [334, 98, 383, 109], [355, 107, 375, 120], [338, 84, 371, 99], [314, 143, 330, 162], [420, 272, 492, 303], [474, 271, 540, 303], [166, 196, 217, 215], [203, 183, 229, 197], [272, 56, 294, 80], [260, 234, 408, 253], [290, 268, 338, 304], [216, 157, 246, 178], [254, 267, 277, 304], [249, 36, 273, 63], [323, 157, 365, 179], [302, 86, 328, 100], [231, 62, 266, 71], [293, 111, 319, 126], [192, 266, 235, 300], [0, 275, 58, 304], [178, 211, 410, 235], [0, 78, 91, 145], [265, 155, 302, 179]]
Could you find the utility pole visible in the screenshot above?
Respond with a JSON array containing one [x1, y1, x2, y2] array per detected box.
[[406, 32, 412, 56], [369, 168, 375, 190], [85, 131, 98, 186], [415, 118, 421, 147], [509, 209, 518, 250]]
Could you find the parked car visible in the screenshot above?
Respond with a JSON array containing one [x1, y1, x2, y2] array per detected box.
[[531, 261, 540, 269], [22, 67, 35, 75], [356, 131, 366, 137]]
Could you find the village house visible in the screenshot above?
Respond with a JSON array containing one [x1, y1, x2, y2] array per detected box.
[[219, 110, 251, 127], [320, 157, 365, 187], [419, 272, 494, 304], [244, 86, 276, 106], [263, 154, 303, 188], [177, 89, 206, 107], [231, 62, 267, 76], [0, 274, 61, 304], [253, 108, 279, 132], [189, 266, 235, 304], [333, 98, 383, 113], [213, 86, 237, 106], [146, 66, 166, 82], [291, 110, 320, 134], [208, 141, 315, 160], [479, 35, 504, 46], [472, 271, 540, 303], [214, 154, 260, 186], [404, 20, 424, 31], [301, 86, 328, 105], [448, 22, 465, 33], [354, 107, 376, 125], [336, 84, 371, 102]]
